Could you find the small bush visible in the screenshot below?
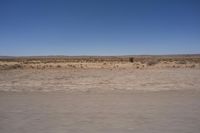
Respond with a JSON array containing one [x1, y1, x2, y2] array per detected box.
[[30, 65, 34, 69], [129, 57, 134, 63], [147, 60, 159, 66], [11, 64, 22, 69], [190, 64, 195, 68], [56, 65, 61, 68], [176, 60, 187, 64]]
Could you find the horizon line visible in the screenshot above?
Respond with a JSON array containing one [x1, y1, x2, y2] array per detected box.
[[0, 53, 200, 58]]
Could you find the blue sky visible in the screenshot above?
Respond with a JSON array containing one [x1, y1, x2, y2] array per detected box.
[[0, 0, 200, 56]]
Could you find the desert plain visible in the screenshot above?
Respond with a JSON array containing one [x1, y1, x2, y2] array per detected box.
[[0, 55, 200, 133]]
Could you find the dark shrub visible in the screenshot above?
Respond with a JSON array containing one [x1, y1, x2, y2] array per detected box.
[[56, 65, 61, 68], [129, 57, 134, 63]]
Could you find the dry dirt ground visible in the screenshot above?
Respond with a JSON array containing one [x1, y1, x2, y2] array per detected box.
[[0, 68, 200, 92], [0, 91, 200, 133], [0, 68, 200, 133]]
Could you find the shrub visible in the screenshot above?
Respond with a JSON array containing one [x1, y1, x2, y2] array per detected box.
[[147, 60, 159, 66], [176, 60, 187, 64], [56, 65, 61, 68], [30, 65, 34, 69], [129, 57, 134, 63], [190, 64, 195, 68], [12, 64, 22, 69]]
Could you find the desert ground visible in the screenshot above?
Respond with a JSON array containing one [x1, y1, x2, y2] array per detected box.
[[0, 55, 200, 133]]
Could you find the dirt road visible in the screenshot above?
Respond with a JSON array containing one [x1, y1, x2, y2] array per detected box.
[[0, 91, 200, 133]]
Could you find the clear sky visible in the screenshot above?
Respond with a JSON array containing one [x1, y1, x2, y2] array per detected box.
[[0, 0, 200, 56]]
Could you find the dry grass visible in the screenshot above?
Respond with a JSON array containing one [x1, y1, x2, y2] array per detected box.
[[146, 60, 159, 66], [176, 60, 187, 64], [0, 55, 200, 70]]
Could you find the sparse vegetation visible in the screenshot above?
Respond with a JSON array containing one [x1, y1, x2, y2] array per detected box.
[[0, 55, 200, 70], [190, 64, 195, 68], [30, 65, 34, 69], [147, 60, 159, 66], [0, 64, 23, 70], [176, 60, 187, 64]]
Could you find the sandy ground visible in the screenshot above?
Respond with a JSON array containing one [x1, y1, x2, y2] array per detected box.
[[0, 91, 200, 133], [0, 68, 200, 133], [0, 68, 200, 92]]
